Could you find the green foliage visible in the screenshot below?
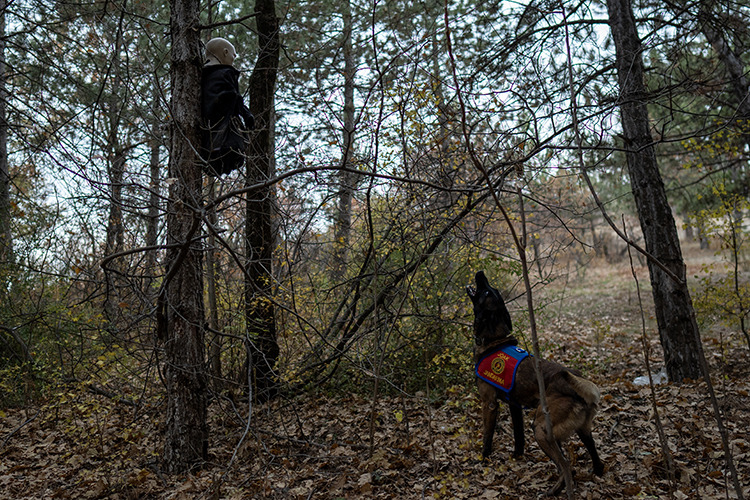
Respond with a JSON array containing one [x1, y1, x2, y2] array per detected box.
[[274, 186, 521, 397], [689, 189, 750, 346], [0, 238, 115, 407]]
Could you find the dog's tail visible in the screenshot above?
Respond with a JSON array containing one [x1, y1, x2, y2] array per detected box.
[[564, 371, 600, 407]]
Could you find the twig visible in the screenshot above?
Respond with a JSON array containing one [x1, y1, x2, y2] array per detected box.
[[61, 377, 138, 407], [424, 348, 436, 476], [217, 338, 254, 487], [686, 292, 745, 499], [0, 325, 33, 364], [368, 271, 415, 458], [86, 383, 137, 407], [444, 2, 572, 497], [569, 5, 744, 496], [197, 12, 260, 30], [517, 183, 574, 498], [624, 217, 676, 486], [1, 409, 40, 450]]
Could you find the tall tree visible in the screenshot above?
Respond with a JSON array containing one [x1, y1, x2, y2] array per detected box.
[[331, 0, 356, 282], [162, 0, 208, 472], [694, 1, 750, 193], [103, 6, 128, 326], [245, 0, 280, 403], [0, 0, 10, 266], [145, 82, 162, 284], [696, 1, 750, 123], [606, 0, 702, 382]]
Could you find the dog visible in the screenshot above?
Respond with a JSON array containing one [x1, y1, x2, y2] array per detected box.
[[467, 271, 604, 496]]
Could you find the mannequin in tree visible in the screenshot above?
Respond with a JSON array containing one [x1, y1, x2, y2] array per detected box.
[[201, 37, 255, 176]]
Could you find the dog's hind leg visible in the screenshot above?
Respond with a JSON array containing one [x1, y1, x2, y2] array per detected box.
[[534, 426, 570, 495], [534, 407, 575, 497], [510, 403, 525, 458], [577, 428, 604, 476]]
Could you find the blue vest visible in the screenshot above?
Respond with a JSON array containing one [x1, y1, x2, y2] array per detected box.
[[475, 344, 530, 393]]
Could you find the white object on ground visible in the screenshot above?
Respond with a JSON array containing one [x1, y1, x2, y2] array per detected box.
[[632, 367, 668, 386]]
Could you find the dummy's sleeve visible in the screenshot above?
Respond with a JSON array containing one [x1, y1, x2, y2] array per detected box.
[[239, 102, 254, 130]]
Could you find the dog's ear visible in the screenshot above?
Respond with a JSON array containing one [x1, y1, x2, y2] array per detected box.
[[467, 271, 487, 304]]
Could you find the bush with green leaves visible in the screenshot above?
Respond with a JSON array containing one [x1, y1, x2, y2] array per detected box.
[[689, 188, 750, 347]]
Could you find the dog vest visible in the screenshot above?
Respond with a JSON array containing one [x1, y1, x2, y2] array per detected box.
[[475, 344, 530, 393]]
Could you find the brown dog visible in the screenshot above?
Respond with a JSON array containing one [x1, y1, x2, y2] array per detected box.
[[467, 271, 604, 496]]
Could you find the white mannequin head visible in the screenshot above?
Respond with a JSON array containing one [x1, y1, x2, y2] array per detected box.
[[204, 37, 237, 66]]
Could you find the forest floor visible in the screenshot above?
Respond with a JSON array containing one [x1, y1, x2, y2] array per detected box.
[[1, 242, 750, 499]]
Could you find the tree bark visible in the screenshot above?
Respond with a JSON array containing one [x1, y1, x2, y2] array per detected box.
[[207, 180, 222, 388], [162, 0, 208, 473], [606, 0, 702, 381], [697, 2, 750, 121], [104, 150, 125, 321], [102, 3, 128, 328], [695, 2, 750, 174], [245, 0, 280, 403], [0, 0, 12, 265], [145, 84, 162, 287], [331, 0, 355, 282]]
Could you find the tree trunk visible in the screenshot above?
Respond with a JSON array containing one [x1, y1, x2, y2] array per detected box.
[[695, 2, 750, 181], [331, 0, 355, 282], [104, 150, 125, 321], [245, 0, 280, 403], [162, 0, 208, 473], [103, 15, 127, 328], [0, 0, 10, 266], [207, 179, 222, 388], [697, 2, 750, 121], [606, 0, 702, 382], [204, 0, 220, 388], [145, 84, 161, 288]]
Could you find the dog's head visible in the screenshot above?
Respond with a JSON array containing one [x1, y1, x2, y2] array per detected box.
[[466, 271, 512, 346]]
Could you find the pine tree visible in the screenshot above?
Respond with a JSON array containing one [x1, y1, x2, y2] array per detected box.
[[162, 0, 208, 472], [606, 0, 702, 381]]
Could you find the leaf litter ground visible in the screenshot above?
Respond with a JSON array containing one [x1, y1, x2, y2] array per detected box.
[[1, 249, 749, 499]]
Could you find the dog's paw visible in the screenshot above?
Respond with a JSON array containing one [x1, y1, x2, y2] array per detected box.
[[592, 462, 605, 477], [545, 476, 566, 497]]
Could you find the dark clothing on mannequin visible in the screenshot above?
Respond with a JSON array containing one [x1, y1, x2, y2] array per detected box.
[[201, 65, 254, 176]]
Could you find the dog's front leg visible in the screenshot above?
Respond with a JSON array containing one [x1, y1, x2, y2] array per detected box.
[[509, 403, 525, 458], [478, 380, 498, 459]]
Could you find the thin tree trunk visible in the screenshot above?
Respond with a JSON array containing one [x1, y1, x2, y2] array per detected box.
[[606, 0, 702, 382], [697, 2, 750, 121], [162, 0, 208, 473], [0, 0, 10, 266], [145, 84, 161, 288], [207, 179, 222, 387], [695, 2, 750, 184], [105, 151, 125, 321], [104, 14, 126, 327], [245, 0, 280, 403], [331, 0, 355, 282]]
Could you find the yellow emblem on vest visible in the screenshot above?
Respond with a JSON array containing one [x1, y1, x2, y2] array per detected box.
[[491, 356, 506, 374]]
